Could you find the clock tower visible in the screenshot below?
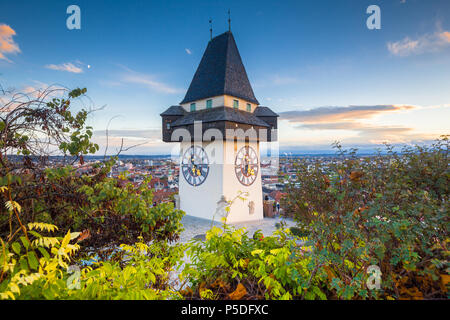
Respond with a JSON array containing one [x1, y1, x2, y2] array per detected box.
[[161, 31, 278, 223]]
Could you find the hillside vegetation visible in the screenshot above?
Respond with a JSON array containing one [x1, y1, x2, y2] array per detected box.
[[0, 87, 448, 299]]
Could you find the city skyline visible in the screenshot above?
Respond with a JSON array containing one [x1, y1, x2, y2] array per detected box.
[[1, 0, 449, 154]]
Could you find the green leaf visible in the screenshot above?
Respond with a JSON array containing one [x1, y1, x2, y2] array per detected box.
[[11, 242, 21, 255], [20, 236, 30, 250], [27, 251, 39, 270], [19, 257, 28, 271]]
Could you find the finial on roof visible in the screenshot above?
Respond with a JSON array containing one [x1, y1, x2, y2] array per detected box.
[[228, 9, 231, 31], [209, 18, 212, 40]]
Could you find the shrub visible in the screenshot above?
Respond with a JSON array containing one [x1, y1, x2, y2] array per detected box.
[[0, 87, 184, 258], [181, 225, 326, 300], [282, 137, 449, 299], [0, 219, 185, 300], [0, 86, 186, 299]]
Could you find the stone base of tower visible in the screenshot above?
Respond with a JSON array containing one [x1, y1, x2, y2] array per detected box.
[[179, 189, 263, 224]]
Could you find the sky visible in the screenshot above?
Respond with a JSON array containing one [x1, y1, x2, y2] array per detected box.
[[0, 0, 449, 154]]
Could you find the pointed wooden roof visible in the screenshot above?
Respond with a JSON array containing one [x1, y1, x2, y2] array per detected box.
[[180, 31, 259, 105]]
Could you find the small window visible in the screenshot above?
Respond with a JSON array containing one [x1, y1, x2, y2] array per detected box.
[[190, 103, 196, 111], [246, 103, 251, 112], [206, 99, 212, 109], [166, 122, 170, 130], [233, 99, 239, 109]]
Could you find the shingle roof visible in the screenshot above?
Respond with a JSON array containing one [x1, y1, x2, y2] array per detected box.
[[253, 106, 279, 117], [171, 106, 270, 128], [180, 31, 259, 105], [160, 105, 186, 116]]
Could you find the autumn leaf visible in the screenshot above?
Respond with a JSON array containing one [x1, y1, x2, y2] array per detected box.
[[349, 171, 363, 181], [77, 229, 91, 242], [211, 278, 229, 290], [441, 274, 450, 292], [228, 283, 247, 300]]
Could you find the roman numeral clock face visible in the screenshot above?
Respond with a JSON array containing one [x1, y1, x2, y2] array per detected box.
[[181, 145, 209, 186], [235, 146, 259, 186]]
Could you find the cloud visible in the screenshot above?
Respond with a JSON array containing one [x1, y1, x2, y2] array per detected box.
[[0, 82, 66, 112], [45, 62, 83, 73], [298, 121, 414, 143], [272, 75, 300, 85], [185, 48, 192, 55], [93, 128, 160, 141], [91, 128, 166, 154], [122, 74, 182, 94], [254, 74, 301, 88], [0, 24, 20, 62], [279, 104, 425, 144], [117, 66, 183, 94], [387, 29, 450, 56], [279, 105, 415, 123]]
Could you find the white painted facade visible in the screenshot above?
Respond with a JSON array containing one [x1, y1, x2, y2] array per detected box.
[[179, 138, 263, 223]]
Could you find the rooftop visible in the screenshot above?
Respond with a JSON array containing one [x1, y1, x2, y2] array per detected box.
[[180, 31, 259, 105], [171, 106, 271, 128], [254, 106, 279, 117]]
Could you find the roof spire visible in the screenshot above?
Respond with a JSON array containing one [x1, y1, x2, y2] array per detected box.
[[209, 18, 212, 40], [228, 9, 231, 32], [180, 31, 259, 105]]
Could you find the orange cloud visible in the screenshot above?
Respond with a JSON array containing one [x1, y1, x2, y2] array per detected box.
[[278, 105, 426, 144], [0, 24, 20, 61], [279, 105, 415, 123], [439, 31, 450, 42], [45, 62, 83, 73], [387, 29, 450, 56]]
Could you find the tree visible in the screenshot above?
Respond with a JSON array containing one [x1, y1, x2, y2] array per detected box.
[[0, 85, 184, 258]]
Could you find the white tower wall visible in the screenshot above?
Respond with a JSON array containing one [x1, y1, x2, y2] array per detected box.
[[178, 140, 263, 223]]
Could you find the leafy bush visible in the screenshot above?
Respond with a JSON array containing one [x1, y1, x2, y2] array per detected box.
[[0, 219, 185, 300], [0, 85, 186, 300], [181, 225, 326, 300], [0, 219, 81, 300], [282, 137, 449, 299], [0, 87, 184, 258]]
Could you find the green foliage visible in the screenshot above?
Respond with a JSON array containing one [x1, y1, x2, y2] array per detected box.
[[181, 225, 326, 300], [2, 85, 448, 300], [0, 221, 80, 300], [0, 87, 184, 257], [74, 173, 184, 256], [289, 226, 310, 238], [283, 136, 449, 299], [0, 220, 185, 300], [0, 85, 186, 300]]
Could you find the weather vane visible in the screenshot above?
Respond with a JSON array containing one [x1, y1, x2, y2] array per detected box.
[[228, 9, 231, 31], [209, 18, 212, 40]]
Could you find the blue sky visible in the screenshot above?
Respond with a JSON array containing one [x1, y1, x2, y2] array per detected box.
[[1, 0, 449, 154]]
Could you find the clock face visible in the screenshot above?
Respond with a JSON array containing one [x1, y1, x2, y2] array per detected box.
[[181, 145, 209, 186], [235, 146, 259, 186]]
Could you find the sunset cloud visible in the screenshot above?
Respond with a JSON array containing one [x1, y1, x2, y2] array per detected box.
[[279, 104, 423, 144], [298, 121, 414, 143], [45, 62, 83, 73], [279, 105, 415, 123], [387, 29, 450, 56], [0, 24, 20, 62]]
